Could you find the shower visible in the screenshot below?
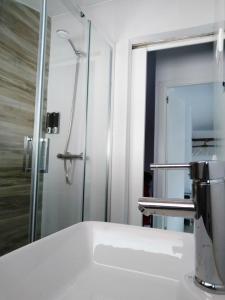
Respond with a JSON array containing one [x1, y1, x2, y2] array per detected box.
[[0, 0, 112, 255], [56, 29, 84, 184], [56, 29, 81, 56]]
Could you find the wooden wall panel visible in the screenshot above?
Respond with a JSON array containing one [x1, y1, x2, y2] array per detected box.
[[0, 0, 50, 255]]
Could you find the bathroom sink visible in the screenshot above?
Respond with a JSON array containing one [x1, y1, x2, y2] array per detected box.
[[0, 222, 223, 300]]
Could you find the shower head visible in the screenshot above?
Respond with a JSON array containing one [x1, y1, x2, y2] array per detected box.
[[56, 29, 70, 39], [56, 29, 82, 57]]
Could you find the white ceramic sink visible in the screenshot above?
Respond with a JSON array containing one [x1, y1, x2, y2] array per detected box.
[[0, 222, 224, 300]]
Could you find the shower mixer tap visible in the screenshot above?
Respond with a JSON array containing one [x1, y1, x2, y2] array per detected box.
[[57, 152, 83, 160], [138, 160, 225, 294]]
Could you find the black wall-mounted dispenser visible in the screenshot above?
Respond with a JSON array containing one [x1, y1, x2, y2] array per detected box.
[[46, 112, 60, 134]]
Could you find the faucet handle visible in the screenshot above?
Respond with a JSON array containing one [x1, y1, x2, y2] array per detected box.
[[190, 160, 225, 180], [150, 163, 190, 170]]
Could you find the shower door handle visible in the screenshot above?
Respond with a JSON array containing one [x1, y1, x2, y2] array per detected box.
[[23, 136, 33, 175], [39, 138, 50, 173], [23, 136, 49, 174]]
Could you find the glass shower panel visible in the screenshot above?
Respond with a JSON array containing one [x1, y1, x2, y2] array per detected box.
[[83, 26, 112, 221], [0, 0, 41, 255], [39, 0, 90, 237]]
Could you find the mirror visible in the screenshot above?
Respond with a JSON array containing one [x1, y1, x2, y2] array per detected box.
[[165, 83, 216, 232], [143, 41, 225, 232]]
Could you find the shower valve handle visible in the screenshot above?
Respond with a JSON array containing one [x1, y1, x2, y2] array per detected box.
[[57, 153, 84, 160]]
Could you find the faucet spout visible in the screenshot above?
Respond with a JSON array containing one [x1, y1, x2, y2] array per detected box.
[[138, 197, 195, 218], [138, 161, 225, 294]]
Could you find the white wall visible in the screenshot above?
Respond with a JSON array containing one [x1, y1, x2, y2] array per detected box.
[[78, 0, 218, 224], [128, 48, 147, 226]]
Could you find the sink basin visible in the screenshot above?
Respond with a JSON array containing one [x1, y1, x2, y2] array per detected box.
[[0, 221, 224, 299]]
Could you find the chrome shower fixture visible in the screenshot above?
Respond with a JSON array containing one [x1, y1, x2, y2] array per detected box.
[[56, 29, 82, 56], [56, 29, 83, 184]]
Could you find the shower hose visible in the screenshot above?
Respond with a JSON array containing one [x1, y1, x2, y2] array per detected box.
[[64, 57, 80, 184]]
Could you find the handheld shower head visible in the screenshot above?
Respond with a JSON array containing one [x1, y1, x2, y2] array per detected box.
[[56, 29, 70, 39], [56, 29, 82, 57]]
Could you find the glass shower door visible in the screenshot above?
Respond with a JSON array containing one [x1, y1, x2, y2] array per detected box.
[[38, 0, 91, 237], [0, 0, 42, 255], [36, 1, 113, 237], [83, 25, 112, 222]]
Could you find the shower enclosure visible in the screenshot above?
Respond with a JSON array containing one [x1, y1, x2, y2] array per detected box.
[[0, 0, 112, 255]]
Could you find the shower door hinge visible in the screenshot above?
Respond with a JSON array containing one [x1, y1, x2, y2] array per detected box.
[[166, 96, 169, 104]]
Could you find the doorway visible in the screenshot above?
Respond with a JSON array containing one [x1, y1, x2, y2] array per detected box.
[[129, 30, 225, 229]]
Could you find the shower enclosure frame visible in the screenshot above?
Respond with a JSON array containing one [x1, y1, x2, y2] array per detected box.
[[29, 0, 48, 242], [30, 0, 113, 242]]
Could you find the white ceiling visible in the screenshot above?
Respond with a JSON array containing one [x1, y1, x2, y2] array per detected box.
[[47, 0, 114, 16], [76, 0, 215, 43], [77, 0, 113, 6], [16, 0, 215, 44]]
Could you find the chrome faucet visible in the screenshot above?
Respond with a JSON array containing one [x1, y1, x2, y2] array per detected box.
[[138, 161, 225, 294]]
